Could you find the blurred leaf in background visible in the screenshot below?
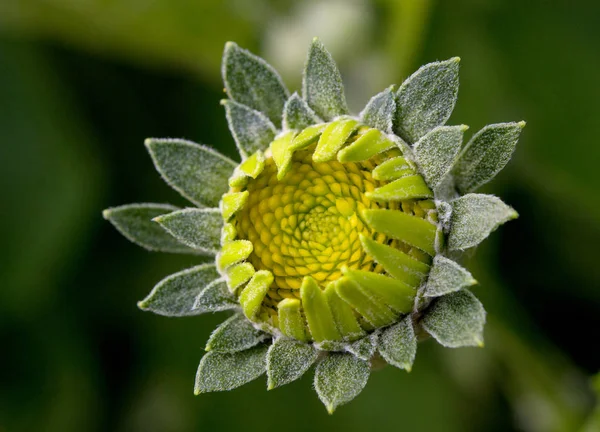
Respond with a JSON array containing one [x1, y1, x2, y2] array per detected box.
[[0, 0, 599, 431]]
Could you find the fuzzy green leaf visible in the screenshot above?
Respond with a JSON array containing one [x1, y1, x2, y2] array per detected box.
[[346, 332, 378, 361], [153, 208, 222, 254], [194, 344, 268, 393], [193, 279, 238, 313], [394, 57, 460, 144], [282, 92, 322, 131], [266, 338, 318, 389], [413, 125, 466, 189], [206, 313, 267, 353], [103, 203, 196, 253], [360, 86, 396, 133], [424, 255, 477, 297], [314, 353, 370, 414], [454, 122, 525, 193], [222, 99, 277, 159], [145, 139, 236, 207], [379, 316, 416, 371], [222, 42, 289, 127], [302, 38, 348, 120], [138, 264, 220, 316], [422, 289, 486, 348], [448, 193, 518, 251]]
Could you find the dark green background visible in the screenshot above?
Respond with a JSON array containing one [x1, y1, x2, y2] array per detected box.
[[1, 1, 599, 431]]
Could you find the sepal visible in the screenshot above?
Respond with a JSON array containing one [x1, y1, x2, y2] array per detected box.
[[194, 344, 268, 393], [359, 86, 396, 134], [282, 92, 322, 130], [103, 203, 196, 253], [302, 38, 349, 120], [424, 255, 477, 297], [266, 338, 318, 389], [378, 315, 417, 371], [394, 57, 460, 144], [206, 313, 268, 353], [222, 100, 277, 159], [346, 332, 378, 361], [448, 193, 518, 251], [193, 279, 238, 313], [153, 208, 222, 254], [138, 264, 220, 316], [422, 289, 486, 348], [145, 138, 236, 207], [222, 42, 289, 127]]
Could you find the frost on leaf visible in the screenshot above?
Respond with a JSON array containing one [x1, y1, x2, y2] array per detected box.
[[194, 344, 268, 393], [454, 122, 525, 193], [424, 255, 477, 297], [138, 264, 220, 316], [422, 289, 486, 348], [193, 278, 238, 313], [378, 315, 417, 371], [302, 38, 349, 121], [145, 139, 236, 208], [394, 58, 460, 144], [314, 353, 370, 414], [360, 86, 396, 134], [266, 338, 318, 389], [346, 332, 378, 361], [206, 313, 268, 353], [448, 193, 518, 251], [282, 92, 322, 131], [222, 100, 277, 159], [103, 203, 196, 254], [413, 125, 466, 189], [154, 208, 222, 254], [222, 42, 289, 127]]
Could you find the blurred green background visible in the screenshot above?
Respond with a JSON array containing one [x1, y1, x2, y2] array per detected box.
[[1, 0, 599, 431]]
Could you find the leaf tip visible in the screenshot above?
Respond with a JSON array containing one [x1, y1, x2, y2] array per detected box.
[[137, 300, 149, 310], [518, 120, 527, 129], [102, 209, 112, 220], [326, 404, 336, 415], [450, 56, 461, 63]]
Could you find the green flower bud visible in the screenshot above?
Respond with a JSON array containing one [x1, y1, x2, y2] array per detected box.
[[103, 38, 524, 413]]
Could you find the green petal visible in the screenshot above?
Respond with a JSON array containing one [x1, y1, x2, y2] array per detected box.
[[302, 37, 349, 120], [266, 338, 318, 389], [222, 99, 277, 159], [448, 193, 518, 251], [217, 240, 253, 270], [378, 316, 416, 371], [314, 353, 370, 414], [153, 208, 222, 254], [270, 130, 295, 180], [371, 156, 414, 181], [343, 268, 415, 314], [413, 125, 467, 189], [145, 139, 236, 207], [360, 86, 396, 133], [225, 262, 255, 293], [137, 264, 220, 316], [206, 313, 268, 353], [324, 282, 365, 340], [337, 128, 395, 163], [313, 118, 359, 162], [453, 121, 526, 193], [222, 42, 289, 127], [300, 276, 341, 344], [192, 279, 238, 313], [394, 57, 460, 144], [277, 298, 308, 341], [103, 203, 196, 253], [366, 175, 433, 201], [194, 344, 268, 394], [221, 191, 249, 221], [239, 270, 273, 320], [362, 208, 437, 255], [422, 289, 486, 348], [283, 92, 322, 131], [335, 277, 396, 328], [424, 255, 477, 297]]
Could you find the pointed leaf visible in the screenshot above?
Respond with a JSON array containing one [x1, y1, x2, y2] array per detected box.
[[448, 193, 518, 251], [194, 344, 268, 393], [454, 122, 525, 193], [346, 332, 378, 361], [422, 289, 486, 347], [222, 42, 289, 126], [193, 278, 238, 313], [103, 203, 196, 253], [379, 316, 416, 371], [360, 86, 396, 133], [138, 264, 220, 316], [424, 255, 477, 297], [282, 92, 322, 130], [302, 38, 348, 120], [314, 353, 370, 414], [394, 57, 460, 143], [206, 313, 268, 353], [413, 125, 466, 189], [145, 139, 236, 207], [153, 208, 222, 254], [266, 338, 318, 389], [222, 100, 277, 159]]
